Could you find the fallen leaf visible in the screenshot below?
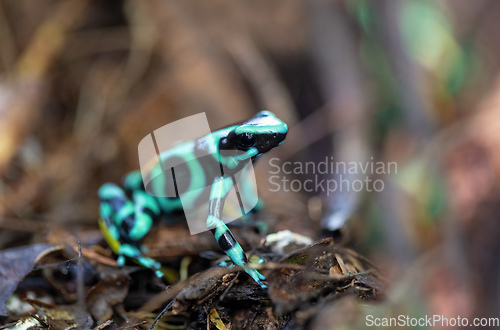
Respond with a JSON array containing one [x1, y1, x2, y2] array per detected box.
[[0, 244, 55, 316]]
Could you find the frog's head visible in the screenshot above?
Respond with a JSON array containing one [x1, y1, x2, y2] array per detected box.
[[223, 111, 288, 159]]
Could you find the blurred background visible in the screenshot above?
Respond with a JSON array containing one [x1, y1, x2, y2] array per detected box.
[[1, 0, 500, 328]]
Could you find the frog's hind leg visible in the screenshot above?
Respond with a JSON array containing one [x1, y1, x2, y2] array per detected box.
[[98, 183, 164, 278], [208, 176, 266, 288]]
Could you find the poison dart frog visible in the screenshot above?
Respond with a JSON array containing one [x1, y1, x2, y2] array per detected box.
[[98, 111, 288, 288]]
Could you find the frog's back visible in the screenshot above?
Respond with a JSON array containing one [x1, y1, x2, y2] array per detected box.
[[140, 132, 226, 212]]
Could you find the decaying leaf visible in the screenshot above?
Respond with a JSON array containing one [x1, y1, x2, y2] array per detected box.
[[209, 308, 228, 330], [23, 298, 92, 329], [267, 238, 384, 315], [0, 244, 55, 316], [86, 273, 129, 324]]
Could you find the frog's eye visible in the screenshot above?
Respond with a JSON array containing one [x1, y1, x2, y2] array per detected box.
[[237, 133, 256, 149]]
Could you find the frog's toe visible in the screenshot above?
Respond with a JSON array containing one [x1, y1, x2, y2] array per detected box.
[[218, 260, 235, 268], [254, 278, 267, 289], [257, 272, 266, 281], [117, 255, 126, 267], [245, 268, 267, 288]]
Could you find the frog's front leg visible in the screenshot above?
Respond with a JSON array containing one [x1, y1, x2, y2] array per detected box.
[[116, 243, 164, 278], [207, 176, 266, 288], [98, 183, 164, 278], [237, 164, 263, 214], [234, 165, 265, 231]]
